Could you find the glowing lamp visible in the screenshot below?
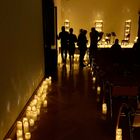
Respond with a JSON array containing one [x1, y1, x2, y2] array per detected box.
[[43, 100, 47, 107], [25, 132, 31, 140], [29, 119, 35, 127], [102, 103, 107, 114], [16, 129, 23, 138], [17, 121, 22, 130]]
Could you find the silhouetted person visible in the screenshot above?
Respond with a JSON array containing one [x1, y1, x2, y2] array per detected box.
[[111, 39, 121, 63], [58, 26, 69, 64], [89, 27, 103, 65], [77, 29, 88, 67], [133, 37, 140, 64], [68, 28, 77, 62]]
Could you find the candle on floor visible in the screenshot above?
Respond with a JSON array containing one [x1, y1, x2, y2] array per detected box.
[[16, 129, 23, 138], [97, 86, 101, 95], [102, 103, 107, 114], [26, 110, 31, 119], [23, 121, 29, 133], [116, 128, 122, 140], [17, 121, 22, 130], [29, 118, 35, 127], [93, 77, 96, 83], [25, 132, 31, 140], [43, 100, 47, 107], [17, 137, 23, 140]]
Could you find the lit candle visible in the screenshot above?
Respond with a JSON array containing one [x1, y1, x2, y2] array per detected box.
[[5, 138, 12, 140], [23, 121, 29, 133], [93, 77, 96, 83], [25, 132, 31, 140], [31, 106, 36, 111], [116, 128, 122, 140], [32, 111, 37, 121], [29, 118, 35, 127], [16, 129, 23, 138], [102, 103, 107, 114], [17, 137, 23, 140], [22, 117, 28, 124], [17, 121, 22, 130], [26, 106, 31, 111], [26, 110, 31, 119], [97, 86, 101, 95], [43, 100, 47, 107]]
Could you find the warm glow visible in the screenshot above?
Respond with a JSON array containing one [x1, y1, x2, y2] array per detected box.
[[116, 128, 122, 140], [102, 103, 107, 114], [17, 121, 22, 130], [97, 86, 101, 95], [25, 132, 31, 140]]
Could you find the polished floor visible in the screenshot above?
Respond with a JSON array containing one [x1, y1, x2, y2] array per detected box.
[[8, 50, 140, 140], [30, 61, 114, 140]]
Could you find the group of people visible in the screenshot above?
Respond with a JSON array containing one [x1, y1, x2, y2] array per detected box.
[[58, 26, 103, 67]]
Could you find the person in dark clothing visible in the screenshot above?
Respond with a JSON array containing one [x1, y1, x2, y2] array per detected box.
[[58, 26, 69, 64], [68, 28, 77, 62], [77, 29, 88, 67], [89, 27, 103, 65], [111, 38, 122, 63]]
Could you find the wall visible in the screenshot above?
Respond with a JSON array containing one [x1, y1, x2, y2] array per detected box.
[[0, 0, 45, 139], [59, 0, 140, 42]]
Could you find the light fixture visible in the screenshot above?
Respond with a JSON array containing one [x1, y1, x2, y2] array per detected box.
[[97, 86, 101, 95]]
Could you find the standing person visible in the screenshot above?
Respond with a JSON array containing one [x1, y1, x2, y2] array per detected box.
[[58, 26, 69, 64], [77, 29, 88, 67], [68, 28, 77, 62], [89, 27, 102, 65]]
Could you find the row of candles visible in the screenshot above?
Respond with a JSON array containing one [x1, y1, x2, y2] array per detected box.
[[91, 67, 122, 140], [91, 67, 107, 115], [6, 76, 52, 140]]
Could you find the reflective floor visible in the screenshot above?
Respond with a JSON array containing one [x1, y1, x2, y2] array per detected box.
[[30, 61, 114, 140]]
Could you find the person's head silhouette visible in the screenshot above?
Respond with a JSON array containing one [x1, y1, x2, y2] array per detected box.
[[69, 28, 73, 34], [61, 26, 65, 32]]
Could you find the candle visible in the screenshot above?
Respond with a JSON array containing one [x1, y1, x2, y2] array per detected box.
[[22, 117, 28, 124], [17, 121, 22, 130], [25, 132, 31, 140], [93, 77, 96, 83], [32, 106, 36, 111], [26, 106, 31, 111], [116, 128, 122, 140], [32, 111, 37, 121], [17, 137, 23, 140], [29, 118, 35, 127], [23, 121, 29, 133], [26, 110, 31, 119], [16, 129, 23, 138], [102, 103, 107, 114], [43, 100, 47, 107], [97, 86, 101, 95]]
